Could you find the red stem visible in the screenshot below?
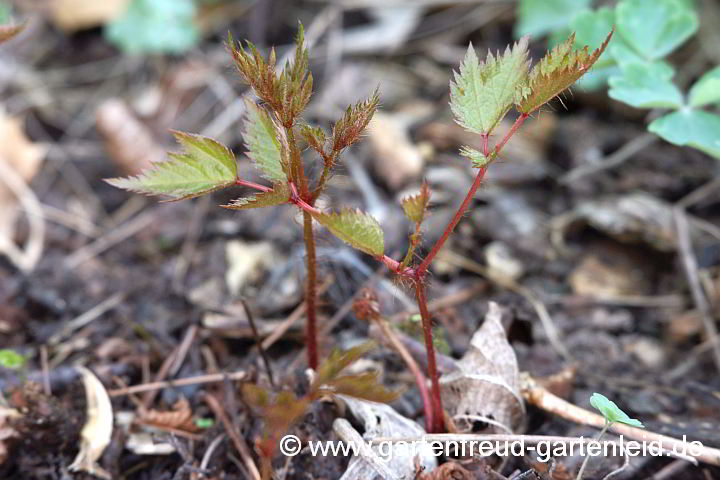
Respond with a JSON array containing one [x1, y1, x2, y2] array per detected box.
[[415, 281, 444, 433], [303, 210, 319, 370], [416, 166, 487, 276], [494, 113, 528, 155], [235, 178, 271, 192]]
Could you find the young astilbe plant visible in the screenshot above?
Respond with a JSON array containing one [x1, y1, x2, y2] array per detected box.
[[108, 23, 612, 433]]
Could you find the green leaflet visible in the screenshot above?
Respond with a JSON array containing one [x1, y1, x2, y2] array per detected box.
[[106, 131, 237, 201], [514, 0, 591, 38], [517, 31, 613, 114], [402, 185, 430, 224], [459, 146, 495, 168], [648, 110, 720, 159], [243, 100, 287, 182], [608, 62, 683, 109], [105, 0, 198, 54], [616, 0, 698, 61], [221, 183, 290, 210], [450, 37, 530, 135], [311, 209, 384, 256], [688, 67, 720, 108], [590, 393, 644, 428], [0, 349, 25, 369]]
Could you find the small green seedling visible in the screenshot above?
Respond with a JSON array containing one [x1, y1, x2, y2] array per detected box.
[[0, 349, 25, 370], [577, 392, 644, 480], [590, 392, 644, 428], [109, 22, 610, 434]]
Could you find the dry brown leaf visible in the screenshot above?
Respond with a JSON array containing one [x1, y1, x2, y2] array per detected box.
[[136, 398, 198, 433], [440, 302, 525, 434], [96, 98, 166, 175], [0, 109, 46, 271], [69, 367, 113, 480], [0, 407, 21, 466], [415, 461, 473, 480], [49, 0, 130, 32], [367, 110, 428, 189], [0, 23, 25, 44]]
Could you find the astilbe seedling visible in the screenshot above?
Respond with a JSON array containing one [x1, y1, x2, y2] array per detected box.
[[108, 23, 612, 434]]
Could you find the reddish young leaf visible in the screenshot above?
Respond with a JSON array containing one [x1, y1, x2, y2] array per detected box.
[[331, 89, 380, 152]]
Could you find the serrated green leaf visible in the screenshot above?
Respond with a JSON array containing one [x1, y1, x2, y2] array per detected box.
[[450, 37, 530, 135], [298, 123, 327, 154], [518, 31, 613, 114], [402, 183, 431, 224], [459, 146, 495, 168], [514, 0, 591, 38], [243, 100, 286, 182], [648, 110, 720, 159], [221, 183, 290, 210], [105, 0, 198, 54], [320, 372, 399, 403], [311, 209, 384, 256], [688, 67, 720, 108], [571, 7, 616, 69], [608, 62, 683, 109], [590, 393, 644, 427], [107, 132, 237, 201], [616, 0, 698, 61]]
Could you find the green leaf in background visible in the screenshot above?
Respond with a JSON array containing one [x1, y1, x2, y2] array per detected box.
[[311, 209, 384, 256], [590, 393, 645, 427], [608, 40, 648, 68], [616, 0, 698, 60], [0, 349, 25, 369], [107, 132, 237, 200], [450, 37, 530, 135], [688, 67, 720, 108], [514, 0, 591, 38], [575, 65, 621, 91], [243, 100, 286, 182], [608, 62, 684, 109], [105, 0, 198, 54], [0, 2, 10, 23], [221, 183, 290, 210], [571, 7, 616, 70], [517, 31, 612, 114], [649, 110, 720, 159]]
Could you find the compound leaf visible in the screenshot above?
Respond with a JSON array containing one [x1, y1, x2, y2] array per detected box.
[[590, 392, 644, 427], [648, 110, 720, 159], [688, 66, 720, 108], [608, 62, 683, 109], [312, 342, 375, 388], [311, 209, 384, 256], [616, 0, 698, 60], [450, 37, 530, 135], [107, 131, 237, 201], [221, 183, 290, 210], [105, 0, 198, 54], [518, 30, 613, 114], [243, 100, 286, 182], [571, 7, 616, 69], [514, 0, 591, 38]]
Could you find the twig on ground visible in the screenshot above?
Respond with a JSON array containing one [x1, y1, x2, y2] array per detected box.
[[142, 325, 198, 408], [437, 249, 571, 361], [172, 195, 211, 291], [241, 299, 275, 388], [521, 375, 720, 466], [203, 393, 261, 480], [48, 292, 125, 346], [560, 133, 657, 184], [108, 371, 247, 397], [673, 206, 720, 373], [40, 345, 51, 396]]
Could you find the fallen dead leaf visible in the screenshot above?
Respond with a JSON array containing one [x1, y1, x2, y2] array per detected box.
[[96, 98, 166, 175], [0, 407, 21, 466], [69, 366, 113, 480], [50, 0, 130, 32], [0, 109, 47, 271], [440, 302, 525, 434], [225, 240, 274, 296], [135, 398, 199, 434]]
